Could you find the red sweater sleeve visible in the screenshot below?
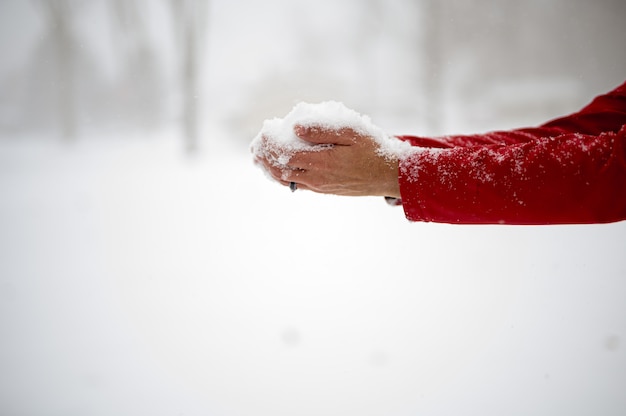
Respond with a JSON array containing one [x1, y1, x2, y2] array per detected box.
[[397, 81, 626, 224]]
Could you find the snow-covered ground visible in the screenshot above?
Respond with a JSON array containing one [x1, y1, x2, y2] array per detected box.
[[1, 128, 625, 416]]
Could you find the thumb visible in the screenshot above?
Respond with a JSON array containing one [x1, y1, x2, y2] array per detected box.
[[294, 124, 360, 146]]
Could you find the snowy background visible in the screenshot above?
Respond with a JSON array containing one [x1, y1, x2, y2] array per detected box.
[[1, 1, 625, 415]]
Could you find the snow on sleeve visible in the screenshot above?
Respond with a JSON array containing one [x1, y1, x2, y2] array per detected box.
[[250, 101, 414, 170]]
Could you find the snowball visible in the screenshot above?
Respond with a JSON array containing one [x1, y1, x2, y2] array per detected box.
[[250, 101, 414, 168]]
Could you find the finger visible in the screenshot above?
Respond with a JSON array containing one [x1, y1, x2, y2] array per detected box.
[[287, 147, 330, 170], [294, 124, 361, 146], [287, 142, 357, 171], [253, 151, 279, 174], [278, 166, 310, 186], [263, 161, 309, 188], [265, 163, 293, 183], [257, 135, 294, 167]]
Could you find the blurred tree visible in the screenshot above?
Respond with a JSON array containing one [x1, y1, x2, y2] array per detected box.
[[36, 0, 78, 141], [420, 0, 444, 134], [109, 0, 164, 133], [170, 0, 209, 153]]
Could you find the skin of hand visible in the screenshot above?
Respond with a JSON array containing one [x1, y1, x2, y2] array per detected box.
[[256, 124, 401, 198]]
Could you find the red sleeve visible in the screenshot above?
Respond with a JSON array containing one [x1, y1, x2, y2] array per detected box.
[[397, 81, 626, 224]]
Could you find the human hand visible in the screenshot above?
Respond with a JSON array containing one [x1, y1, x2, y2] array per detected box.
[[254, 125, 401, 198]]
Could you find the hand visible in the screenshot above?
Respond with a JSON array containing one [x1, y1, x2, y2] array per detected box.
[[255, 125, 401, 198]]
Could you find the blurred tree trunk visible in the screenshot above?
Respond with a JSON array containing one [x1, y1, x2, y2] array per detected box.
[[110, 0, 162, 132], [421, 0, 444, 134], [183, 17, 198, 152], [40, 0, 76, 141], [171, 0, 209, 154]]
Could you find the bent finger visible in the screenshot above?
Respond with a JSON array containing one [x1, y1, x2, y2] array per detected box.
[[294, 124, 361, 146], [287, 146, 334, 170]]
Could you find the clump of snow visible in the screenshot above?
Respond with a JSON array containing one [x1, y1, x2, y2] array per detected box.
[[250, 101, 414, 168]]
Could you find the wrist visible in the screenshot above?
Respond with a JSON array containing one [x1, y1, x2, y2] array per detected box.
[[382, 157, 401, 198]]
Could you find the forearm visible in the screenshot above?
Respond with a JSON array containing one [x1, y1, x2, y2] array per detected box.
[[398, 126, 626, 224]]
